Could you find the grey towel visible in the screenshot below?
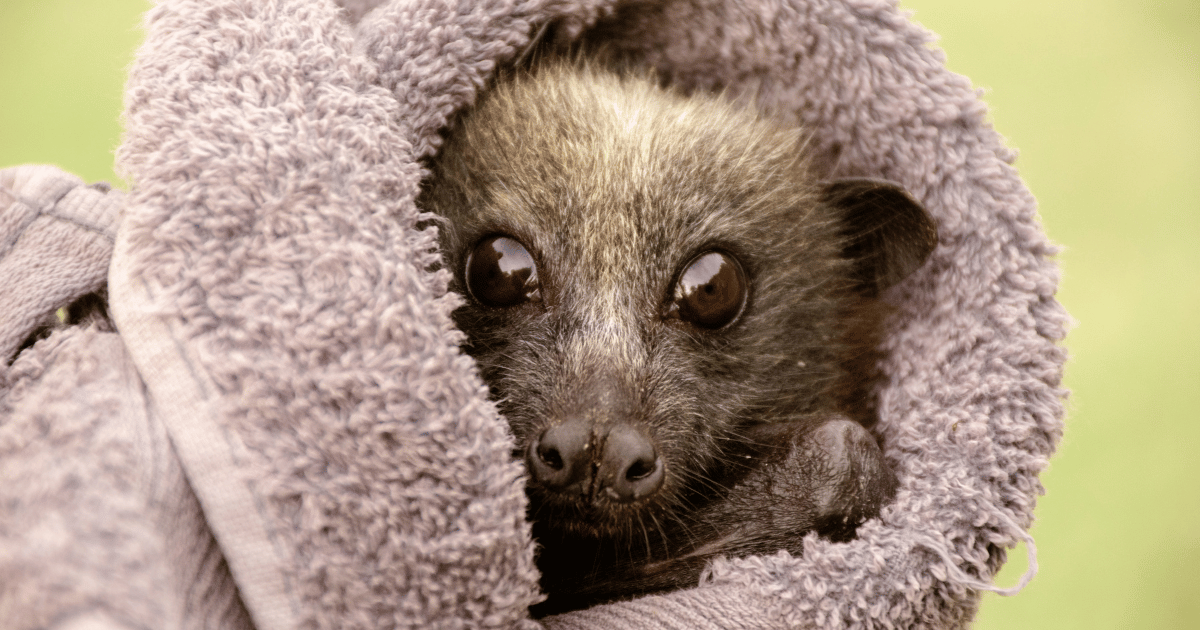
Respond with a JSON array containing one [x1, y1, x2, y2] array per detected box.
[[0, 1, 1067, 629]]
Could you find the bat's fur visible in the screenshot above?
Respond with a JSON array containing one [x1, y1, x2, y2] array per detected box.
[[420, 58, 933, 615]]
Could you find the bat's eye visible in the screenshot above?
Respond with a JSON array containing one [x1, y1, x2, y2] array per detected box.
[[668, 251, 747, 329], [465, 235, 541, 307]]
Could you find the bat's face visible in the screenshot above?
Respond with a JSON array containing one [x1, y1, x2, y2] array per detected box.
[[421, 63, 866, 541]]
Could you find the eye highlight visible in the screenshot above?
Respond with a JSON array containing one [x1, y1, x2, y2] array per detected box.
[[465, 235, 541, 307], [667, 251, 747, 329]]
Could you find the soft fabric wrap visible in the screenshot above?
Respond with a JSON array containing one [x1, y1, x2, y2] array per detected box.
[[0, 0, 1067, 628]]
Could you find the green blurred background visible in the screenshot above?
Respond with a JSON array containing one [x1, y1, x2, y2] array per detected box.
[[1, 0, 1197, 627]]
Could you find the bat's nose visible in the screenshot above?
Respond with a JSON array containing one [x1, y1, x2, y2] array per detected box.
[[527, 420, 664, 503]]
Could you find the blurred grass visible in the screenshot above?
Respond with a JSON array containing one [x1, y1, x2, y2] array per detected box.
[[2, 0, 1197, 628], [0, 0, 147, 186]]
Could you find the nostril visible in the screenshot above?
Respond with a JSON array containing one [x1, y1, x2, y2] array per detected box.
[[527, 420, 592, 492], [624, 457, 656, 481], [600, 425, 665, 502], [537, 444, 564, 471]]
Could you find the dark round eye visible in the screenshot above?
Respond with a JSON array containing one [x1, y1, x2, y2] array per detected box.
[[465, 235, 541, 307], [668, 251, 747, 329]]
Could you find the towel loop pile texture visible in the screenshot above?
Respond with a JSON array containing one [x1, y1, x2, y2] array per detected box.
[[0, 1, 1067, 629]]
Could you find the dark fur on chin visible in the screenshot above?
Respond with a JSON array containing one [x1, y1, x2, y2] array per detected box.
[[420, 57, 933, 615]]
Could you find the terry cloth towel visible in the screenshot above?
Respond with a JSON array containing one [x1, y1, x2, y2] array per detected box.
[[0, 0, 1068, 629]]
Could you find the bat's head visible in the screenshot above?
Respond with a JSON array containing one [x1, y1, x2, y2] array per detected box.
[[420, 60, 936, 542]]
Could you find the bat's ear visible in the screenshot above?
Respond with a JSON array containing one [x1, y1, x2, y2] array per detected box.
[[821, 178, 938, 297]]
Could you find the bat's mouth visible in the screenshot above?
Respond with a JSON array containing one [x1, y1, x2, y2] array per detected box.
[[526, 491, 669, 541]]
